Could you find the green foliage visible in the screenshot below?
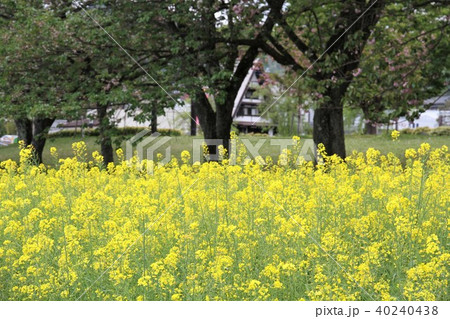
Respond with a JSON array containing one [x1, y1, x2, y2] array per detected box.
[[0, 1, 178, 160], [343, 108, 364, 133], [0, 121, 5, 137], [255, 72, 302, 136], [346, 2, 450, 124], [1, 0, 448, 157], [400, 126, 450, 136], [431, 126, 450, 136], [258, 0, 449, 149], [0, 119, 16, 136]]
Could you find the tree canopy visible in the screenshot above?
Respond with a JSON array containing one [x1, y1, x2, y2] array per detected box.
[[254, 0, 449, 157], [1, 0, 448, 161]]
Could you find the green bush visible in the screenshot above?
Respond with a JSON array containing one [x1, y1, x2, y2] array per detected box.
[[154, 128, 182, 136], [303, 123, 313, 136], [0, 119, 16, 136], [412, 127, 432, 135], [430, 126, 450, 136], [0, 120, 5, 136], [400, 126, 450, 136], [49, 128, 97, 138], [5, 121, 16, 135], [243, 132, 269, 137], [400, 128, 415, 135]]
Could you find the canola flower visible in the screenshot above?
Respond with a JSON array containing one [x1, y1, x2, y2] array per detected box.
[[391, 130, 400, 141], [0, 140, 448, 301]]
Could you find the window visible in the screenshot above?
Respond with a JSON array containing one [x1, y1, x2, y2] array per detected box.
[[237, 104, 259, 116], [245, 89, 256, 99]]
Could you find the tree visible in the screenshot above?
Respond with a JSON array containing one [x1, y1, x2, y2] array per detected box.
[[0, 1, 76, 162], [256, 0, 449, 157], [1, 1, 173, 164], [254, 62, 305, 136], [58, 1, 178, 164], [346, 2, 450, 132], [131, 0, 286, 156], [2, 1, 286, 162], [3, 1, 449, 163]]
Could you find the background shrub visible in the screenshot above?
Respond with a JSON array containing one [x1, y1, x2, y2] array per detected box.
[[49, 127, 182, 138], [400, 126, 449, 136]]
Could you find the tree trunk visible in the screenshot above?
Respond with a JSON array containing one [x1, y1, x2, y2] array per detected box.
[[31, 118, 55, 163], [97, 104, 114, 166], [150, 104, 157, 134], [313, 105, 346, 159], [364, 121, 377, 135], [190, 98, 197, 136], [14, 118, 33, 145], [216, 103, 233, 156], [215, 122, 231, 156], [194, 90, 235, 161], [290, 111, 294, 135], [313, 85, 348, 159], [194, 91, 218, 160]]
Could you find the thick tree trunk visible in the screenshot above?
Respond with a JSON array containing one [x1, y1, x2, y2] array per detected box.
[[194, 91, 218, 160], [31, 118, 55, 163], [14, 118, 33, 145], [313, 85, 348, 159], [216, 102, 233, 156], [150, 104, 157, 134], [194, 91, 236, 160], [313, 105, 346, 159], [97, 104, 114, 166]]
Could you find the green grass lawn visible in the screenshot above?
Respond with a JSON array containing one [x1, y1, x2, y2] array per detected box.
[[0, 133, 448, 164]]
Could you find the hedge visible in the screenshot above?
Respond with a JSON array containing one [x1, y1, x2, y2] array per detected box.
[[400, 126, 450, 136], [48, 127, 182, 138]]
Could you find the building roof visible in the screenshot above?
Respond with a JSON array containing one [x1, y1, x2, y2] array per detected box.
[[424, 93, 450, 107]]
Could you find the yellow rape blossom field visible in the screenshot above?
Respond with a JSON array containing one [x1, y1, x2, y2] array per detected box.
[[0, 139, 448, 301]]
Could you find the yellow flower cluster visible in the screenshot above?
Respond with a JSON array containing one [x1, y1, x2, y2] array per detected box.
[[0, 141, 448, 301], [391, 130, 400, 141]]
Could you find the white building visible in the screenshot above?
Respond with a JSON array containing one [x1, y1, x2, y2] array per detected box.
[[112, 104, 191, 133], [231, 65, 274, 135], [49, 103, 192, 134], [49, 60, 281, 135], [395, 93, 450, 129]]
